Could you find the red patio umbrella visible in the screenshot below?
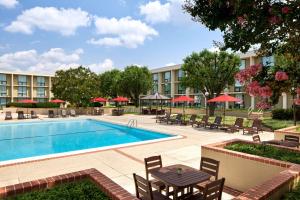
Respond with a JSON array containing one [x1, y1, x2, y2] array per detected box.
[[50, 99, 65, 116], [207, 94, 241, 125], [172, 96, 194, 121], [18, 99, 38, 116], [112, 96, 129, 112], [91, 97, 107, 103]]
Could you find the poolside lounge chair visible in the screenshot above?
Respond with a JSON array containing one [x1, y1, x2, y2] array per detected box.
[[48, 110, 55, 118], [187, 114, 197, 126], [5, 111, 12, 120], [157, 112, 170, 123], [70, 109, 77, 117], [206, 116, 222, 129], [225, 118, 244, 133], [61, 110, 68, 117], [284, 135, 299, 148], [166, 113, 182, 125], [243, 119, 262, 135], [30, 110, 38, 119], [196, 115, 209, 128], [17, 111, 25, 119]]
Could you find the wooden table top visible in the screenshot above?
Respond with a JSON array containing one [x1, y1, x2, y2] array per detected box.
[[150, 164, 211, 188]]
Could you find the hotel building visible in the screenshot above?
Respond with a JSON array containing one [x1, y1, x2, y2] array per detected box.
[[150, 51, 294, 109], [0, 71, 54, 107]]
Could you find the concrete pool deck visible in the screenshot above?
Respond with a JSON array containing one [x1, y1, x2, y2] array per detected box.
[[0, 114, 274, 199]]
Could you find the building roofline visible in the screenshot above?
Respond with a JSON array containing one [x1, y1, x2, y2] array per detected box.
[[150, 64, 182, 73], [0, 70, 54, 77]]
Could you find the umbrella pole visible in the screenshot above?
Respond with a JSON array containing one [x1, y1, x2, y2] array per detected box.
[[224, 102, 226, 126]]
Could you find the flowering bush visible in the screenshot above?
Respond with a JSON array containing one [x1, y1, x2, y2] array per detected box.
[[275, 71, 289, 81], [256, 101, 271, 110], [297, 88, 300, 95], [235, 64, 262, 84], [259, 85, 272, 98], [246, 81, 261, 96]]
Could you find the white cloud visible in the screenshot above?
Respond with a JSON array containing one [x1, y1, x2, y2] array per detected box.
[[0, 0, 18, 9], [88, 16, 158, 48], [5, 7, 91, 36], [139, 1, 170, 24], [166, 62, 176, 66], [87, 59, 114, 73]]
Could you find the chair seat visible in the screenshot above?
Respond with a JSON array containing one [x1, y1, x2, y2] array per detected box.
[[140, 191, 170, 200], [194, 180, 212, 191], [151, 180, 166, 191]]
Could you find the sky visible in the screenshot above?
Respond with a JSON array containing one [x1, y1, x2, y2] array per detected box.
[[0, 0, 222, 74]]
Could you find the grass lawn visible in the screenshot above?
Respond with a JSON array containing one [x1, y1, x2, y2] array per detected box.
[[4, 179, 110, 200], [224, 143, 300, 164], [262, 118, 295, 130]]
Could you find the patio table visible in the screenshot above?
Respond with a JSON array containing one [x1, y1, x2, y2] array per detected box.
[[150, 164, 211, 200], [263, 140, 299, 148]]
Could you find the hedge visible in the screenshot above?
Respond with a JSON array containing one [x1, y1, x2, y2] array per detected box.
[[272, 108, 300, 120], [6, 102, 59, 108]]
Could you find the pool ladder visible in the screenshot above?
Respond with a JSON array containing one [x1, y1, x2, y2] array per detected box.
[[127, 119, 137, 128]]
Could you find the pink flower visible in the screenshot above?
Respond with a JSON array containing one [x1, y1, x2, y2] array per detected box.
[[297, 88, 300, 95], [256, 101, 271, 110], [235, 64, 262, 84], [282, 6, 290, 14], [275, 71, 289, 81], [246, 64, 262, 76], [259, 85, 272, 98], [246, 81, 261, 96]]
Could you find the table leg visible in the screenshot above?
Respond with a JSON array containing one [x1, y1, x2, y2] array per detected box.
[[174, 187, 179, 200]]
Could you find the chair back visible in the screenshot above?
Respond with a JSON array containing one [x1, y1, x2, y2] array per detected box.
[[6, 111, 12, 117], [71, 109, 76, 115], [252, 119, 262, 129], [202, 115, 209, 123], [48, 110, 54, 114], [214, 116, 222, 125], [284, 135, 299, 143], [18, 111, 24, 118], [190, 114, 197, 122], [31, 110, 36, 115], [202, 178, 225, 200], [61, 110, 67, 116], [144, 155, 162, 181], [234, 118, 244, 128], [133, 173, 153, 200], [200, 157, 220, 180], [252, 135, 261, 143]]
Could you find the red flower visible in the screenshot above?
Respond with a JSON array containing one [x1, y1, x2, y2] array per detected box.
[[282, 6, 290, 14], [256, 101, 271, 110], [259, 85, 272, 98], [275, 71, 289, 81], [246, 81, 261, 96]]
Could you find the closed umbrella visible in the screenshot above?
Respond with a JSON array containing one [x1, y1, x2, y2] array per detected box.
[[172, 96, 194, 121], [207, 94, 241, 125], [50, 99, 65, 116], [18, 99, 38, 117]]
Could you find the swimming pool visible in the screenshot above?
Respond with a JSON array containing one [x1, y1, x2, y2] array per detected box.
[[0, 119, 176, 163]]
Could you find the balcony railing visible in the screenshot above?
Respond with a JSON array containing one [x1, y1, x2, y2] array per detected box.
[[18, 82, 27, 86]]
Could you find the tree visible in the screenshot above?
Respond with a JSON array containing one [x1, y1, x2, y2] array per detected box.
[[183, 0, 299, 59], [99, 69, 122, 98], [181, 50, 240, 115], [119, 65, 153, 107], [52, 66, 100, 107]]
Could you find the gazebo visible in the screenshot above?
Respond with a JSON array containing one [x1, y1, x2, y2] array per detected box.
[[140, 93, 171, 115]]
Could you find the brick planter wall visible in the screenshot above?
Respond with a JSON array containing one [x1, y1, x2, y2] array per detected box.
[[0, 168, 138, 200]]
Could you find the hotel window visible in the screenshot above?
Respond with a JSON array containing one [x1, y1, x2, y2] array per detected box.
[[0, 86, 6, 97], [177, 69, 184, 81], [18, 86, 27, 97], [164, 83, 171, 95], [240, 59, 246, 70], [0, 98, 6, 106], [0, 74, 7, 85], [177, 84, 185, 94], [164, 71, 171, 82], [18, 75, 27, 86], [153, 73, 158, 83], [37, 76, 45, 86], [262, 56, 274, 66], [37, 87, 46, 97]]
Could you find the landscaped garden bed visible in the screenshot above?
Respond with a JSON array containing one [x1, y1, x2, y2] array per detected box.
[[4, 179, 109, 200], [224, 143, 300, 164]]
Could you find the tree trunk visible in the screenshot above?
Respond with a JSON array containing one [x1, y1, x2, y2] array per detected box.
[[208, 103, 216, 116]]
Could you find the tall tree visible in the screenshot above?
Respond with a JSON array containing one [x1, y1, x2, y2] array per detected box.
[[181, 50, 240, 115], [52, 66, 100, 107], [99, 69, 121, 98], [119, 65, 153, 107]]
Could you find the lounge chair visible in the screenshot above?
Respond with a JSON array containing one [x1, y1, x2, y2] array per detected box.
[[70, 109, 76, 117], [166, 113, 182, 125], [156, 112, 170, 123], [197, 115, 209, 128], [206, 116, 222, 129], [284, 135, 299, 148], [187, 114, 197, 126], [48, 110, 55, 118], [61, 110, 68, 117], [225, 117, 244, 133], [5, 111, 12, 120], [17, 111, 25, 119], [30, 110, 38, 119], [243, 119, 262, 135]]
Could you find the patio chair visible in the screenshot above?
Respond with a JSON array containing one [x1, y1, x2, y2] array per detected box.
[[166, 114, 183, 125], [225, 118, 244, 133], [5, 111, 12, 120], [191, 178, 225, 200], [133, 173, 169, 200], [48, 110, 55, 118], [188, 114, 197, 127], [284, 135, 299, 148], [70, 109, 76, 117], [243, 119, 262, 135], [196, 115, 209, 128], [195, 157, 220, 192], [144, 155, 166, 192], [17, 111, 25, 119], [61, 110, 68, 117], [252, 134, 261, 143], [206, 116, 222, 129], [156, 112, 170, 123], [30, 110, 38, 119]]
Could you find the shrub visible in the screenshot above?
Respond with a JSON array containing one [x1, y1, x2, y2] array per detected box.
[[283, 181, 300, 199], [272, 108, 300, 120], [7, 102, 59, 108]]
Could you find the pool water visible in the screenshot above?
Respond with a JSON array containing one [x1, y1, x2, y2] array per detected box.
[[0, 119, 173, 162]]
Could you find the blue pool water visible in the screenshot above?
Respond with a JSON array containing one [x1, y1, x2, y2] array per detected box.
[[0, 119, 173, 162]]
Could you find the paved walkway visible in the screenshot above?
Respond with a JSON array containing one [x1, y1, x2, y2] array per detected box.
[[0, 114, 274, 199]]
